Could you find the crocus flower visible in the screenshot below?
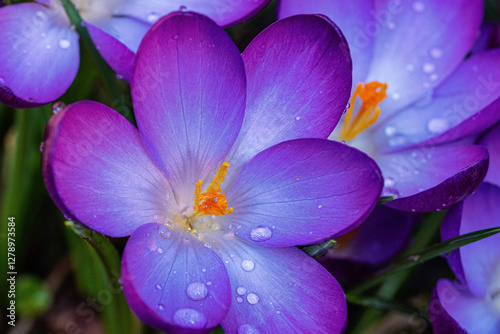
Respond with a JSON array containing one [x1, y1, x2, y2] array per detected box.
[[0, 0, 269, 108], [279, 0, 500, 212], [42, 11, 383, 333], [430, 145, 500, 333]]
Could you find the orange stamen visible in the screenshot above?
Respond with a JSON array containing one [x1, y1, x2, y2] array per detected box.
[[193, 162, 233, 217], [339, 81, 388, 141]]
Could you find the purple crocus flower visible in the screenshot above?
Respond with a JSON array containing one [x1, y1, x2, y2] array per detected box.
[[279, 0, 500, 212], [42, 11, 383, 333], [429, 122, 500, 334], [0, 0, 269, 108]]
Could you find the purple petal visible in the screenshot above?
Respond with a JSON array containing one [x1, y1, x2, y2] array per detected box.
[[213, 237, 346, 334], [225, 14, 352, 172], [440, 202, 466, 284], [379, 144, 488, 212], [367, 0, 483, 122], [224, 139, 383, 247], [278, 0, 374, 86], [429, 283, 467, 334], [122, 224, 231, 333], [431, 279, 499, 334], [0, 3, 79, 107], [478, 123, 500, 187], [114, 0, 270, 27], [87, 17, 150, 81], [42, 101, 173, 237], [373, 49, 500, 151], [132, 12, 246, 205], [458, 183, 500, 298], [323, 205, 417, 266]]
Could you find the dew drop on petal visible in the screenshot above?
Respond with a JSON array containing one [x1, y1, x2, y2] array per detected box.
[[179, 5, 187, 11], [172, 308, 207, 329], [156, 284, 162, 290], [157, 247, 164, 254], [157, 304, 165, 311], [186, 282, 208, 301], [241, 260, 255, 272], [238, 324, 261, 334], [237, 286, 247, 295], [46, 44, 51, 50], [147, 12, 159, 22], [250, 226, 272, 242], [247, 293, 259, 305], [237, 296, 243, 303], [384, 125, 396, 136], [223, 231, 235, 240], [422, 62, 434, 73], [295, 116, 301, 121], [317, 204, 323, 209], [412, 1, 425, 13], [52, 101, 66, 114], [427, 118, 449, 134], [59, 39, 70, 49], [430, 47, 443, 59]]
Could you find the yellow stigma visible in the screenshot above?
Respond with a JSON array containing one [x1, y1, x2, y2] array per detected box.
[[193, 162, 233, 217], [338, 81, 388, 141]]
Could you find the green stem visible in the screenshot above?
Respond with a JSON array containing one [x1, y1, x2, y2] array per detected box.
[[59, 0, 135, 124]]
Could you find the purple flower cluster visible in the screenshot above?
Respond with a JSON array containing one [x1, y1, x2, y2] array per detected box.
[[2, 0, 498, 332]]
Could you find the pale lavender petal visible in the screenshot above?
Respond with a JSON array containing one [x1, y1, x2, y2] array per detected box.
[[459, 183, 500, 298], [87, 17, 150, 81], [42, 101, 173, 237], [0, 3, 79, 107], [379, 145, 488, 212], [432, 279, 500, 334], [367, 0, 483, 122], [223, 139, 382, 247], [226, 14, 352, 172], [479, 123, 500, 187], [214, 236, 347, 334], [114, 0, 270, 27], [122, 224, 231, 333], [374, 49, 500, 151], [278, 0, 374, 86], [132, 12, 245, 206]]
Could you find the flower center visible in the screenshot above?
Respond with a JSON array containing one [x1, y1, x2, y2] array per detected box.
[[193, 162, 233, 217], [338, 81, 388, 142]]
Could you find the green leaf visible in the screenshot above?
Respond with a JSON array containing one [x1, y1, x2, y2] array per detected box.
[[301, 239, 336, 259], [351, 225, 500, 294], [210, 326, 226, 334], [376, 195, 397, 206], [17, 275, 53, 317], [65, 221, 142, 334]]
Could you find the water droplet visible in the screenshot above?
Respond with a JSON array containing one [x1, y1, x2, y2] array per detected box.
[[430, 48, 442, 59], [156, 284, 162, 290], [427, 118, 449, 134], [388, 135, 408, 147], [237, 296, 243, 303], [429, 73, 438, 81], [387, 22, 396, 30], [179, 5, 187, 11], [157, 304, 165, 311], [384, 125, 397, 136], [237, 286, 247, 295], [41, 32, 46, 38], [317, 204, 323, 209], [206, 281, 212, 286], [384, 177, 395, 188], [39, 142, 44, 153], [0, 76, 4, 84], [412, 1, 425, 12], [201, 268, 206, 273], [406, 64, 415, 72], [238, 324, 261, 334], [147, 12, 159, 22], [172, 308, 207, 329], [116, 73, 123, 80], [250, 226, 272, 242], [422, 62, 434, 73], [223, 231, 235, 240], [341, 140, 346, 144], [157, 248, 164, 254], [204, 242, 212, 249], [52, 101, 66, 113], [186, 282, 208, 301], [172, 34, 179, 40], [159, 228, 171, 239], [241, 260, 255, 272], [59, 39, 70, 49], [45, 44, 51, 50], [247, 293, 259, 305]]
